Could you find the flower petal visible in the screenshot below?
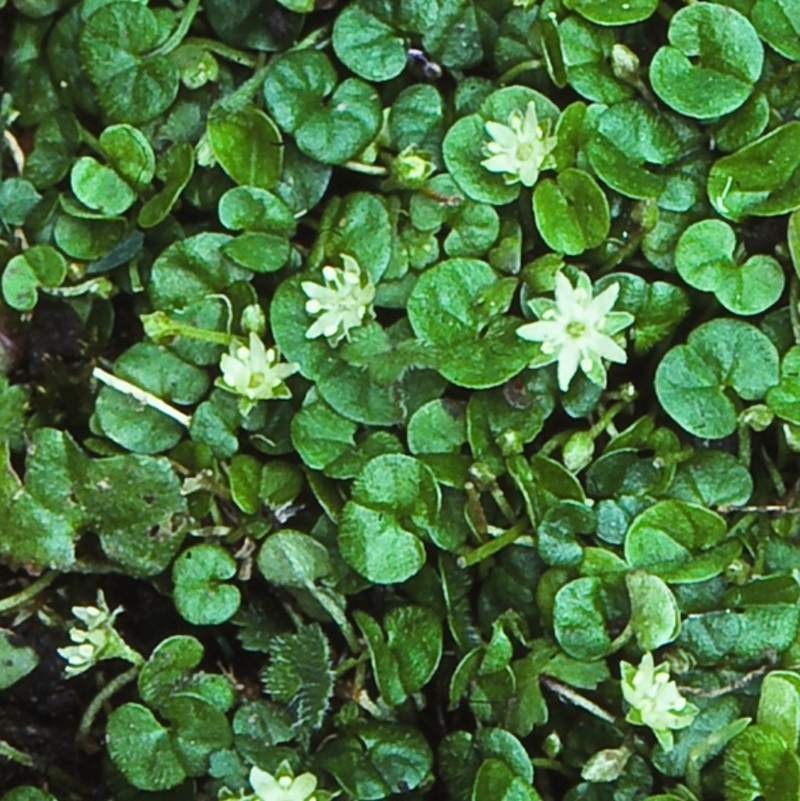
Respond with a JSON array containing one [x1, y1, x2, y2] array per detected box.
[[557, 342, 581, 391]]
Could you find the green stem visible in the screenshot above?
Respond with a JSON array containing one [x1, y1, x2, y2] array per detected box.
[[0, 572, 57, 615], [531, 758, 573, 778], [540, 674, 617, 725], [305, 583, 361, 654], [0, 740, 35, 767], [790, 277, 800, 344], [608, 620, 634, 654], [142, 310, 234, 347], [92, 366, 193, 428], [78, 663, 142, 748], [497, 58, 543, 86], [334, 652, 370, 678], [342, 160, 388, 176], [182, 37, 259, 67], [152, 0, 202, 56], [738, 419, 752, 468], [457, 520, 529, 568]]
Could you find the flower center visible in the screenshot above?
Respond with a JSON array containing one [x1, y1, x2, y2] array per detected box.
[[566, 320, 587, 338], [517, 141, 538, 162]]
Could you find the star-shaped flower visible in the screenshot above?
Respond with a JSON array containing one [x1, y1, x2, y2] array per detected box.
[[249, 764, 318, 801], [481, 100, 557, 187], [217, 332, 299, 415], [517, 271, 633, 392], [620, 652, 698, 752], [301, 254, 376, 347]]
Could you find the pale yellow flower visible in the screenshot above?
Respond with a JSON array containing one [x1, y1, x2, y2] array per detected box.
[[517, 271, 633, 391], [218, 332, 299, 414], [481, 100, 557, 187], [301, 254, 375, 347], [620, 652, 698, 752], [249, 765, 318, 801]]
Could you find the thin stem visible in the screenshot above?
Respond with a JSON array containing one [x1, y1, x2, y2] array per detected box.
[[342, 160, 388, 176], [790, 276, 800, 344], [92, 366, 192, 428], [540, 674, 617, 725], [2, 129, 25, 174], [141, 310, 234, 346], [680, 658, 773, 698], [78, 663, 142, 748], [737, 419, 752, 468], [0, 572, 57, 615], [152, 0, 202, 56], [531, 758, 573, 778], [457, 520, 529, 568], [181, 37, 259, 67], [498, 58, 543, 86], [0, 740, 35, 767], [334, 652, 370, 678]]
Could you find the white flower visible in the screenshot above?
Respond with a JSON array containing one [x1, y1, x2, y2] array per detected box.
[[249, 764, 318, 801], [620, 652, 698, 752], [57, 591, 139, 678], [517, 271, 633, 392], [217, 332, 299, 414], [301, 254, 376, 347], [481, 100, 557, 187]]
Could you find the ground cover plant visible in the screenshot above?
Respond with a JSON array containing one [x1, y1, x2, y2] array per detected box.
[[1, 0, 800, 798]]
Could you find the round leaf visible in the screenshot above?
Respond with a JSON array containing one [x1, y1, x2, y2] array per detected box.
[[533, 168, 610, 256], [257, 529, 333, 586], [564, 0, 657, 25], [655, 318, 779, 438], [553, 576, 614, 660], [626, 570, 681, 651], [172, 544, 241, 625], [264, 49, 382, 164], [138, 635, 204, 710], [208, 106, 283, 190], [106, 703, 185, 791], [332, 3, 406, 82], [79, 3, 179, 124], [708, 122, 800, 220], [2, 245, 66, 311], [649, 3, 763, 119], [676, 219, 785, 314]]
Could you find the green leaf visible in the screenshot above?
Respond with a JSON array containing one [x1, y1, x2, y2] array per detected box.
[[106, 703, 186, 791], [758, 671, 800, 750], [675, 219, 784, 314], [472, 758, 542, 801], [138, 635, 204, 711], [332, 3, 406, 82], [317, 722, 433, 799], [649, 3, 763, 119], [0, 177, 42, 225], [262, 623, 334, 731], [148, 232, 247, 311], [407, 258, 534, 389], [752, 0, 800, 61], [137, 141, 195, 229], [70, 155, 136, 216], [0, 631, 39, 690], [533, 168, 610, 256], [264, 49, 382, 164], [99, 123, 155, 192], [218, 186, 296, 235], [2, 245, 66, 311], [708, 123, 800, 220], [208, 106, 283, 189], [564, 0, 657, 25], [655, 318, 779, 438], [172, 544, 241, 625], [624, 500, 733, 582], [724, 725, 800, 801], [257, 529, 333, 586], [553, 577, 614, 660], [626, 570, 680, 651], [79, 2, 179, 124]]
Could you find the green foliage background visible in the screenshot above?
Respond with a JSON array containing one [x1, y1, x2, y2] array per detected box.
[[1, 0, 800, 798]]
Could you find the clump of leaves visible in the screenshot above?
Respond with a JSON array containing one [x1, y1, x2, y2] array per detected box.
[[1, 0, 800, 799]]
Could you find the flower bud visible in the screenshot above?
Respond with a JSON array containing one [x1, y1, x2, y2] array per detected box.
[[740, 403, 774, 432], [563, 430, 595, 473], [391, 145, 436, 189], [611, 43, 641, 84], [241, 304, 266, 337]]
